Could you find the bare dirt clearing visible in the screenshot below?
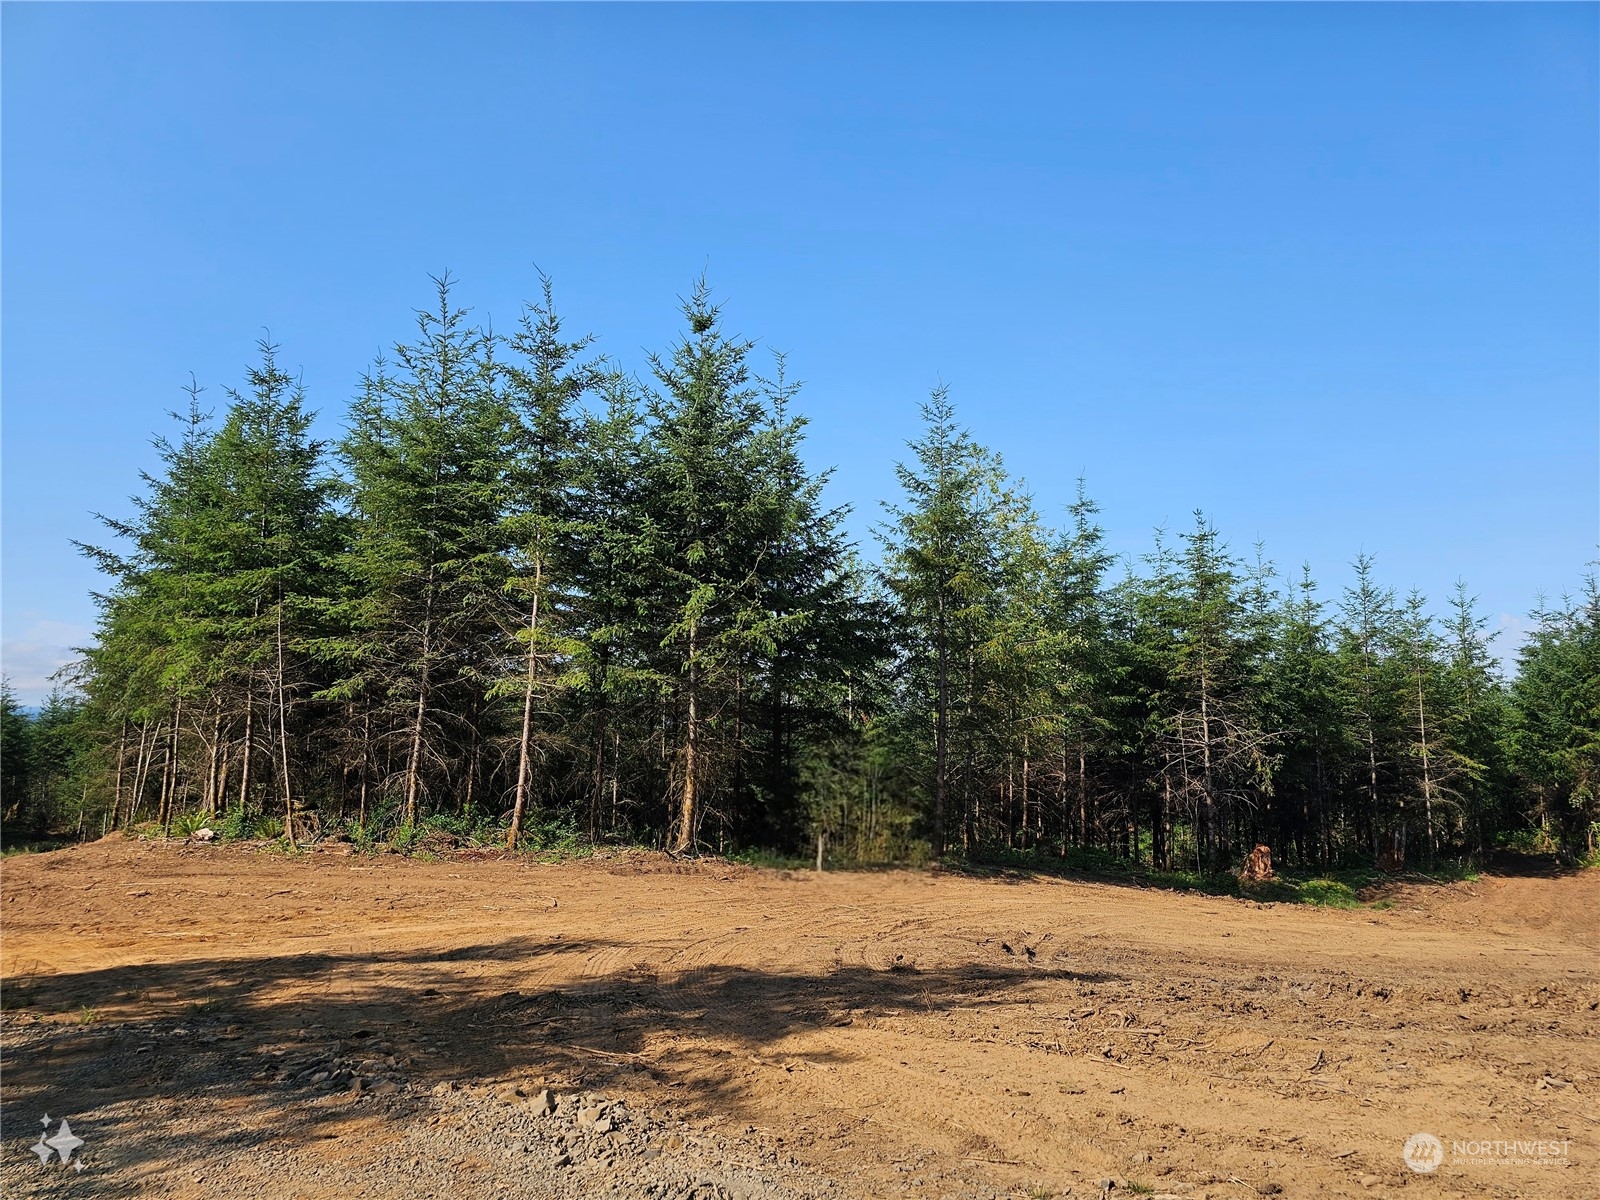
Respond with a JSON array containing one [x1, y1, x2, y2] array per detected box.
[[2, 842, 1596, 1199]]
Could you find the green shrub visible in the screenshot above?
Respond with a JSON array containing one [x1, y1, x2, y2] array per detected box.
[[386, 822, 422, 853], [515, 814, 586, 856], [420, 812, 473, 838], [1499, 827, 1561, 855], [170, 810, 213, 838]]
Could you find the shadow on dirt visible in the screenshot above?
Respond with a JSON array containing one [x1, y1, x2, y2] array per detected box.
[[1480, 849, 1579, 878], [1, 936, 1122, 1194]]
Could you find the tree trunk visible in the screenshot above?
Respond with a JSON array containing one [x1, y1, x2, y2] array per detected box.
[[1199, 666, 1217, 873], [239, 688, 255, 817], [215, 749, 232, 827], [962, 639, 976, 853], [112, 719, 129, 830], [609, 728, 620, 831], [589, 710, 607, 844], [357, 707, 371, 830], [673, 620, 700, 854], [1078, 750, 1088, 849], [1021, 743, 1031, 852], [1365, 718, 1380, 859], [203, 702, 222, 818], [403, 686, 427, 828], [462, 720, 479, 817], [1417, 676, 1435, 865], [128, 719, 157, 827], [933, 594, 949, 857], [160, 696, 182, 838], [403, 577, 437, 828], [276, 602, 297, 848], [1160, 773, 1173, 871], [508, 559, 543, 849]]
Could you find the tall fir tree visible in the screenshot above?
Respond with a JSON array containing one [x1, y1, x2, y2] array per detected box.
[[338, 276, 515, 826], [499, 274, 601, 847]]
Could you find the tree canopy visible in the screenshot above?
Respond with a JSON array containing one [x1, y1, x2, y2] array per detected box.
[[13, 274, 1595, 871]]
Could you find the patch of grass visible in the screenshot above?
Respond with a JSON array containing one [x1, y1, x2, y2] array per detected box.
[[1295, 878, 1362, 908], [1125, 1184, 1155, 1196], [76, 1006, 99, 1025], [0, 839, 72, 857], [731, 846, 813, 870], [514, 816, 595, 859]]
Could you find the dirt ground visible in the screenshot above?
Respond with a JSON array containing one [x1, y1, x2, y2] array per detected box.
[[2, 840, 1596, 1200]]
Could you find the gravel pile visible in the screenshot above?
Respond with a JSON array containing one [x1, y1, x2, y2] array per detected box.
[[400, 1082, 838, 1200]]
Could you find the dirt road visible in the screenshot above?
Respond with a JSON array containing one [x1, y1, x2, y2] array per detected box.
[[2, 841, 1595, 1199]]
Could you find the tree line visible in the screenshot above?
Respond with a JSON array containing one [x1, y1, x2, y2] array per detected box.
[[5, 274, 1596, 870]]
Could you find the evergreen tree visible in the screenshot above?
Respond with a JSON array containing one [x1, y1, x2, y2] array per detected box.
[[1135, 515, 1276, 872], [204, 341, 343, 842], [641, 280, 801, 853], [1047, 485, 1118, 857], [880, 386, 1012, 855], [499, 274, 601, 847], [1, 679, 36, 832], [1440, 582, 1509, 855], [737, 353, 877, 847], [77, 385, 221, 830], [567, 374, 664, 840], [1335, 553, 1407, 862], [338, 276, 514, 826], [1510, 577, 1600, 860], [1396, 592, 1453, 864], [1262, 566, 1346, 865]]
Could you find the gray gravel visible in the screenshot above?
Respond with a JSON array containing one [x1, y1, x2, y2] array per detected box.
[[1, 1014, 844, 1199]]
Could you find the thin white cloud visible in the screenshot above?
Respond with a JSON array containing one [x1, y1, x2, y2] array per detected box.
[[1, 619, 93, 706]]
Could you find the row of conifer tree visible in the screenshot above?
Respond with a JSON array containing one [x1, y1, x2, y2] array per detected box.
[[4, 274, 1596, 870]]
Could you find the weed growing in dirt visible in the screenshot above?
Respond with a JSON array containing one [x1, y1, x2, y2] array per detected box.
[[76, 1006, 98, 1025]]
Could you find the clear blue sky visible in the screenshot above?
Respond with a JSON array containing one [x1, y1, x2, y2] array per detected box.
[[4, 3, 1596, 703]]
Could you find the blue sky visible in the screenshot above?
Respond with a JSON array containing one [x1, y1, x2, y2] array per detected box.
[[3, 3, 1596, 703]]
